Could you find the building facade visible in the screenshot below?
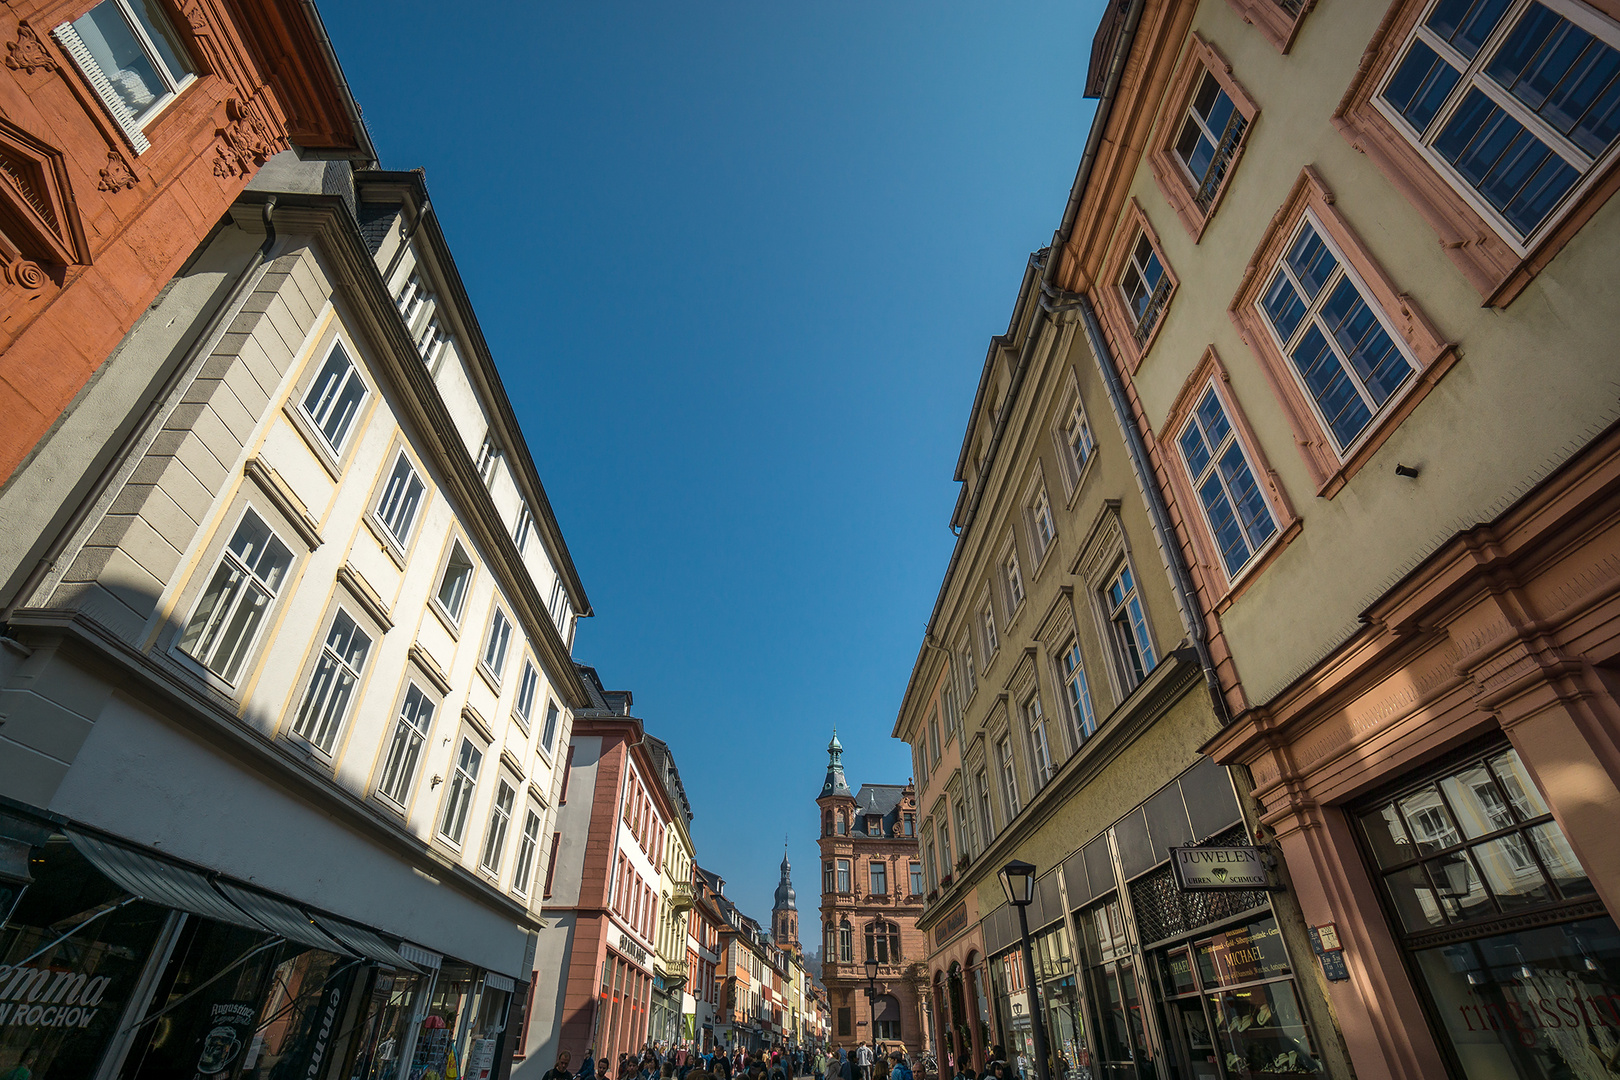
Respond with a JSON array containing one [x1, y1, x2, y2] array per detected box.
[[816, 734, 927, 1057], [0, 152, 589, 1080], [520, 673, 679, 1072], [0, 0, 369, 534], [1038, 0, 1620, 1076], [647, 735, 695, 1047]]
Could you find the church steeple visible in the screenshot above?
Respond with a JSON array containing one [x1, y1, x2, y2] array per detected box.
[[772, 841, 799, 953], [820, 729, 852, 799]]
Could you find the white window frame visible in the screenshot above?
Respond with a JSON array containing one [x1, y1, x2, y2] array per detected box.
[[998, 734, 1021, 820], [481, 606, 513, 684], [289, 607, 372, 756], [481, 778, 516, 874], [299, 339, 368, 457], [440, 737, 484, 846], [476, 433, 502, 487], [1104, 560, 1159, 691], [514, 659, 540, 731], [1026, 476, 1057, 568], [1025, 691, 1055, 787], [1119, 230, 1170, 338], [979, 589, 1000, 660], [1053, 376, 1098, 497], [1257, 210, 1420, 460], [513, 807, 542, 897], [514, 505, 535, 554], [434, 540, 475, 625], [377, 681, 435, 808], [53, 0, 198, 153], [1002, 538, 1026, 617], [176, 506, 294, 686], [976, 768, 996, 843], [374, 451, 426, 550], [540, 699, 562, 756], [958, 632, 977, 698], [1058, 639, 1098, 748], [1373, 0, 1620, 255]]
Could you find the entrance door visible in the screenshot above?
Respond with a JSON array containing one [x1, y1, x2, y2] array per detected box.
[[1078, 899, 1154, 1080]]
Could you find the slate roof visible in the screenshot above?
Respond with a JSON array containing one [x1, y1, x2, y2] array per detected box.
[[357, 201, 397, 255]]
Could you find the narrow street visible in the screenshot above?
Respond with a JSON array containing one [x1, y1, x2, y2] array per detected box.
[[0, 1, 1616, 1079]]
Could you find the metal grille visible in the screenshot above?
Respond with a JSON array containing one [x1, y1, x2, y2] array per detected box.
[[1132, 276, 1172, 346], [1129, 824, 1266, 946], [1274, 0, 1305, 16], [1194, 113, 1248, 211]]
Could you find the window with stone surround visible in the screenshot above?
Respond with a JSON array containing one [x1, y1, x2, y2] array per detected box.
[[1222, 0, 1316, 53], [1162, 347, 1300, 599], [1336, 0, 1620, 305], [1099, 200, 1179, 370], [1150, 35, 1260, 240], [1230, 168, 1457, 498], [54, 0, 197, 153]]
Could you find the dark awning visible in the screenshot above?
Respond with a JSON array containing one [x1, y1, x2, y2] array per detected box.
[[312, 915, 419, 971], [67, 831, 264, 934], [216, 882, 351, 956]]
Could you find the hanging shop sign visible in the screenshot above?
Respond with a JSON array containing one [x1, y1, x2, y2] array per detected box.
[[1169, 845, 1275, 891]]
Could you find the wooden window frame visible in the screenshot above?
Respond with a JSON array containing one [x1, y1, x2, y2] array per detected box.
[[1332, 0, 1620, 306], [1229, 166, 1457, 498], [1098, 199, 1180, 371], [1160, 346, 1302, 611], [1222, 0, 1316, 53], [1150, 34, 1261, 241]]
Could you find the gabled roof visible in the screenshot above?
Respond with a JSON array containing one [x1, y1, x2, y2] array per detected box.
[[854, 784, 907, 818]]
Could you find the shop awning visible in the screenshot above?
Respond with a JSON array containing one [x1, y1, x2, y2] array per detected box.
[[67, 830, 266, 934], [217, 881, 351, 956], [313, 915, 420, 971]]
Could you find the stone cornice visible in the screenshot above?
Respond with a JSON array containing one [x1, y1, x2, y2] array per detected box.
[[8, 606, 540, 929]]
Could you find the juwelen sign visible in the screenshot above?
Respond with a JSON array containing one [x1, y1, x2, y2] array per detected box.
[[1169, 845, 1273, 890]]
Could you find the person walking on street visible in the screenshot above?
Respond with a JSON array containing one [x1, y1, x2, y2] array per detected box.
[[855, 1042, 873, 1080], [542, 1050, 575, 1080], [889, 1053, 913, 1080]]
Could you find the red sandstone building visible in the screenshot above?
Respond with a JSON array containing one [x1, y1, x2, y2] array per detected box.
[[521, 667, 687, 1072], [0, 0, 369, 483], [817, 733, 927, 1056]]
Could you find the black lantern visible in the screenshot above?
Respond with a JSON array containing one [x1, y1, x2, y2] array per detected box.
[[998, 859, 1037, 907], [1000, 859, 1051, 1080]]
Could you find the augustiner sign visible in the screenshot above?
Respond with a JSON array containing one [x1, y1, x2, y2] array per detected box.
[[1169, 845, 1274, 891]]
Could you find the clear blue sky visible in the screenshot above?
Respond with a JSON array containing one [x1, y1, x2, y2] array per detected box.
[[323, 1, 1102, 941]]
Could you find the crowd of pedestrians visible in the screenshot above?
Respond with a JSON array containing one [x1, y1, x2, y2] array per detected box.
[[532, 1039, 1021, 1080]]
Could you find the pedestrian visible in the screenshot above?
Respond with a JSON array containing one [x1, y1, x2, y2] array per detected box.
[[855, 1042, 873, 1080], [839, 1047, 855, 1080], [873, 1056, 890, 1080], [542, 1050, 575, 1080], [890, 1053, 913, 1080]]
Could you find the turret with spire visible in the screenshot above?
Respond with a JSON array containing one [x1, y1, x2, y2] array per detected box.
[[772, 840, 800, 954], [820, 729, 852, 798]]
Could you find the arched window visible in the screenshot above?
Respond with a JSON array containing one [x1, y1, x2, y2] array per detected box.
[[873, 994, 902, 1042], [864, 920, 901, 964], [825, 921, 837, 959], [838, 918, 853, 964], [824, 808, 834, 836], [836, 812, 847, 835]]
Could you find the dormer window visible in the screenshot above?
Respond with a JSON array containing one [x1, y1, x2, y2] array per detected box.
[[867, 815, 882, 835]]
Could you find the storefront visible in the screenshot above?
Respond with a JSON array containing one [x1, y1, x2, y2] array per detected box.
[[0, 821, 515, 1080], [979, 758, 1337, 1080], [596, 944, 654, 1062]]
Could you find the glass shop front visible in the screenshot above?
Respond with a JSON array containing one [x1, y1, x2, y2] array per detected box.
[[981, 759, 1328, 1080], [1355, 741, 1619, 1080], [0, 827, 514, 1080]]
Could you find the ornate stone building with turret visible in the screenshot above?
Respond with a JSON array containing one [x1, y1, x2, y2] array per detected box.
[[816, 732, 926, 1055]]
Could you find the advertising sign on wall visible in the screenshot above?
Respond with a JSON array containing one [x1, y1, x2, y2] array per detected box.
[[1169, 845, 1273, 891]]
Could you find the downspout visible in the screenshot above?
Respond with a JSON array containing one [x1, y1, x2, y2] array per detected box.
[[1077, 295, 1231, 726], [3, 196, 280, 621]]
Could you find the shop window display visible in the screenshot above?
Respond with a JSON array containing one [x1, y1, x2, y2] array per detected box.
[[350, 968, 430, 1080], [0, 836, 171, 1079], [1358, 744, 1616, 1080]]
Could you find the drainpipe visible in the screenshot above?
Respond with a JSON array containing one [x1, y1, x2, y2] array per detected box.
[[3, 197, 281, 622], [1077, 294, 1231, 726]]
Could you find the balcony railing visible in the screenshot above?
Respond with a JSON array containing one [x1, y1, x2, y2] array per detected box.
[[670, 880, 695, 910]]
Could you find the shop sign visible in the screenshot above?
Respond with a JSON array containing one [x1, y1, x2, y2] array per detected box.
[[934, 902, 969, 948], [618, 932, 649, 967], [1169, 845, 1273, 890], [1197, 920, 1290, 987], [0, 961, 117, 1030]]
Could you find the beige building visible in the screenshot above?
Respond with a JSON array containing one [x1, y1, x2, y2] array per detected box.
[[0, 153, 591, 1079], [1030, 0, 1620, 1075]]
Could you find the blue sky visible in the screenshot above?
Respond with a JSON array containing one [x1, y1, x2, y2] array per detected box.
[[323, 1, 1101, 940]]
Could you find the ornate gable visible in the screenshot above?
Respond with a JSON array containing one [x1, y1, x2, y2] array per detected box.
[[0, 114, 88, 283]]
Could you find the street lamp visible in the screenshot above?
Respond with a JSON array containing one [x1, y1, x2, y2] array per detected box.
[[999, 860, 1051, 1080], [864, 956, 880, 1047]]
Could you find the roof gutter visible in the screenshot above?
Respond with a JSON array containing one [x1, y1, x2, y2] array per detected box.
[[298, 0, 379, 168]]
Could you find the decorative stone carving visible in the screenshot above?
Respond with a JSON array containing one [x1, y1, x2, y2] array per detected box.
[[4, 258, 45, 289], [211, 98, 279, 178], [4, 23, 56, 74], [97, 149, 137, 192], [0, 115, 88, 275]]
